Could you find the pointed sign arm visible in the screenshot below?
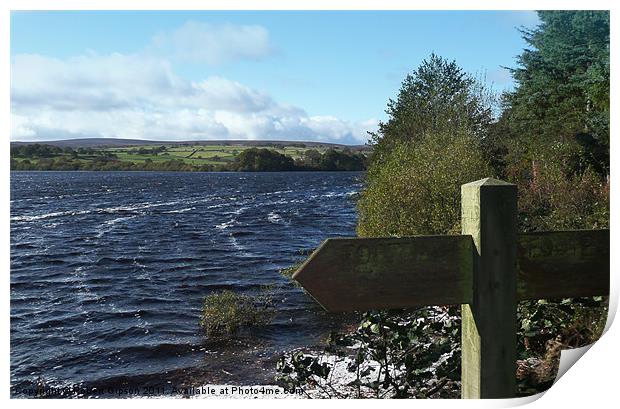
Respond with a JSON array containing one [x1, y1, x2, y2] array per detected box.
[[292, 235, 474, 312]]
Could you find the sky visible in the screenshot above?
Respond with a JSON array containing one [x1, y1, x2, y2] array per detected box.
[[10, 10, 541, 145]]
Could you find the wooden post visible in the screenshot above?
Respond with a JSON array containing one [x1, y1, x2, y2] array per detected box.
[[461, 178, 517, 399]]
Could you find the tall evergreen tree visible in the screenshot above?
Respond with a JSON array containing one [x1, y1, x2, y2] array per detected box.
[[503, 11, 609, 175]]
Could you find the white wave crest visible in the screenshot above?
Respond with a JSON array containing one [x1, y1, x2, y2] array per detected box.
[[267, 211, 287, 225], [215, 219, 236, 229], [163, 207, 196, 214], [11, 209, 91, 222]]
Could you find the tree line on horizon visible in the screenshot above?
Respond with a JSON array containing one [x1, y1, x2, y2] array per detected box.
[[10, 144, 367, 172]]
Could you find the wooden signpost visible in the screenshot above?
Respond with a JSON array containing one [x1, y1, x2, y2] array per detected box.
[[293, 178, 609, 399]]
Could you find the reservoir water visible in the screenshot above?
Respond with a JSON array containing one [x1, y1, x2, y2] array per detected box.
[[10, 171, 362, 397]]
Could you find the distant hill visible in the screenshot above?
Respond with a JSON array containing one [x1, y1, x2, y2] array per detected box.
[[10, 138, 371, 151]]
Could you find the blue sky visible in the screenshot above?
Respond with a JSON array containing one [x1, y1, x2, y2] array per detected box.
[[10, 10, 540, 144]]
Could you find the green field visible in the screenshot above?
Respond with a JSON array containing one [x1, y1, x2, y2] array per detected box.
[[11, 141, 370, 171], [107, 144, 318, 165]]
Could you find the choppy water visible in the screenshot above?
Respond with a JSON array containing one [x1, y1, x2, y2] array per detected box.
[[10, 171, 362, 398]]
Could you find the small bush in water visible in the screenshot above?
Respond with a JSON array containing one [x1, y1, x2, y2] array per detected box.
[[201, 290, 273, 338]]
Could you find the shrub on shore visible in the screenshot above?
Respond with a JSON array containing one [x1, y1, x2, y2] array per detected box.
[[357, 132, 492, 237]]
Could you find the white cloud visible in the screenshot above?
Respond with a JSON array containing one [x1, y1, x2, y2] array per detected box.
[[150, 21, 274, 65], [11, 53, 189, 111], [11, 51, 376, 144]]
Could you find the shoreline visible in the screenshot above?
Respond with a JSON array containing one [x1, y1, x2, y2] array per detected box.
[[9, 169, 366, 173]]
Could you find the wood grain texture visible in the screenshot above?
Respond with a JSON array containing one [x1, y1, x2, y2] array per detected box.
[[517, 229, 609, 300], [461, 178, 517, 399], [292, 235, 473, 312]]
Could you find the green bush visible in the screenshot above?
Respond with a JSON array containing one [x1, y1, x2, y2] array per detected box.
[[200, 290, 273, 338], [357, 132, 492, 237], [503, 140, 609, 232]]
